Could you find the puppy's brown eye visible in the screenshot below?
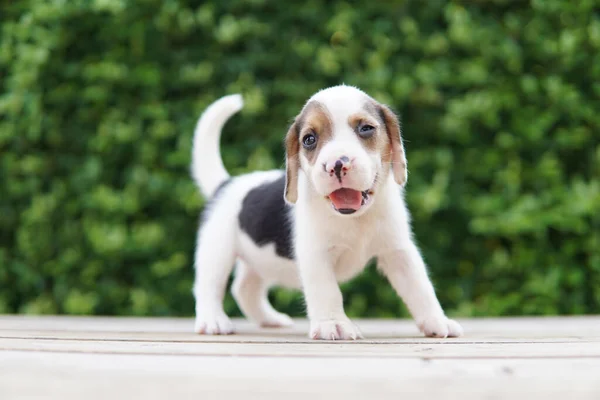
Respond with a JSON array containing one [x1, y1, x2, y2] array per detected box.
[[302, 133, 317, 150], [358, 124, 375, 138]]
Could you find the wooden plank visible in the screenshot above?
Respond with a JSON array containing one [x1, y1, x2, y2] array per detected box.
[[2, 316, 600, 399], [1, 350, 599, 400], [2, 337, 600, 358], [1, 315, 599, 340], [2, 329, 597, 343]]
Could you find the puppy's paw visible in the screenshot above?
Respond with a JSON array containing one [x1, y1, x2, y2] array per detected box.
[[260, 311, 294, 328], [194, 312, 234, 335], [418, 315, 463, 338], [310, 319, 363, 340]]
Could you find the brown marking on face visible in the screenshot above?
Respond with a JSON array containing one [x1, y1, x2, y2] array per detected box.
[[284, 100, 333, 203], [295, 101, 333, 165], [347, 99, 407, 186], [347, 102, 389, 154]]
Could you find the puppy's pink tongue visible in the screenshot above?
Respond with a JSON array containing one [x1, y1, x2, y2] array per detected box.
[[329, 188, 362, 210]]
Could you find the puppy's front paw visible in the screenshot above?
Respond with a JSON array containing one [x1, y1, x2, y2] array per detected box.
[[418, 315, 463, 338], [194, 312, 234, 335], [310, 319, 363, 340]]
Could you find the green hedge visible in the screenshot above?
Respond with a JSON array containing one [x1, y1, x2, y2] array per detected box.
[[1, 0, 599, 318]]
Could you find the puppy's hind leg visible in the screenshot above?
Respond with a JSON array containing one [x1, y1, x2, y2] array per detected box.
[[193, 214, 237, 335], [232, 261, 293, 328]]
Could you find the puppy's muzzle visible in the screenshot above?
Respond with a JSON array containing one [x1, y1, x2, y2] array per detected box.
[[324, 156, 352, 183]]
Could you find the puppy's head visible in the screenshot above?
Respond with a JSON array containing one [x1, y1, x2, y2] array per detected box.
[[284, 85, 407, 216]]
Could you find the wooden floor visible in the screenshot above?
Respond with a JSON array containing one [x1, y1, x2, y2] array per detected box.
[[1, 316, 599, 399]]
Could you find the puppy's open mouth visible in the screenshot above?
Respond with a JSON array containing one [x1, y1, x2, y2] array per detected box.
[[327, 188, 373, 215]]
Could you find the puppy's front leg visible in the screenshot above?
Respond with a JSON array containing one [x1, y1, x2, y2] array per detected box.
[[379, 242, 463, 338], [297, 250, 363, 340]]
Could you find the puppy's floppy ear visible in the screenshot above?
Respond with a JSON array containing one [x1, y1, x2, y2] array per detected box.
[[284, 120, 300, 204], [379, 104, 407, 186]]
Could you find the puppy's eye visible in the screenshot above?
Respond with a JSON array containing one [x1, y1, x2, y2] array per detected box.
[[302, 133, 317, 149], [358, 124, 375, 138]]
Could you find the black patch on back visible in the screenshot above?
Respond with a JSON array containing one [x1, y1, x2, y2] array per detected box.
[[238, 175, 294, 260]]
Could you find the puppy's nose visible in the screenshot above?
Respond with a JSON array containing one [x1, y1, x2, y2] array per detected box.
[[333, 160, 344, 175], [325, 156, 351, 181]]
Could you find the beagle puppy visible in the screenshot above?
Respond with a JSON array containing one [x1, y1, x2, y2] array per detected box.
[[191, 85, 463, 340]]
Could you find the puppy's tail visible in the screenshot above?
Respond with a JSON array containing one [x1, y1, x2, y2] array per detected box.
[[191, 94, 244, 198]]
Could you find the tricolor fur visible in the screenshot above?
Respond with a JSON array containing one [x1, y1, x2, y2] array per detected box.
[[191, 86, 463, 340]]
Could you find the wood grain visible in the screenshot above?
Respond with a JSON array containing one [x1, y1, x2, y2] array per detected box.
[[1, 316, 599, 399]]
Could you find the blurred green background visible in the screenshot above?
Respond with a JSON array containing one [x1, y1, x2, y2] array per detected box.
[[1, 0, 599, 318]]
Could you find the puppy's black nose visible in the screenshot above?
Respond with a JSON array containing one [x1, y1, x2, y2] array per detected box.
[[326, 156, 352, 182], [334, 160, 343, 175]]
